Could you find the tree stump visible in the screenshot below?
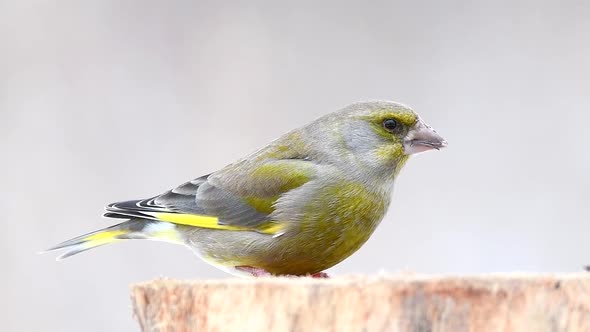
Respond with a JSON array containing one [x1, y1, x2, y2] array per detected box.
[[131, 274, 590, 331]]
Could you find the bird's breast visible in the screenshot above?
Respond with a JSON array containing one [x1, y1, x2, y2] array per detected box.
[[262, 180, 392, 274]]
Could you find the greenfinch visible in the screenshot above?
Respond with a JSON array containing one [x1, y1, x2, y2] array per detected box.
[[48, 101, 447, 277]]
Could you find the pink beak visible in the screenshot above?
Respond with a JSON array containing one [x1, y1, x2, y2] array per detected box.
[[403, 119, 447, 155]]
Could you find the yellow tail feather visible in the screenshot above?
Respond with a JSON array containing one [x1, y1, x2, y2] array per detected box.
[[45, 226, 130, 260]]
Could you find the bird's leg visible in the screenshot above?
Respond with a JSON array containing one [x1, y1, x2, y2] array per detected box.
[[310, 272, 330, 278], [235, 265, 273, 277], [235, 266, 330, 278]]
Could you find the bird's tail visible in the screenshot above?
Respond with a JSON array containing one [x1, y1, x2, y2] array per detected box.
[[44, 219, 183, 260]]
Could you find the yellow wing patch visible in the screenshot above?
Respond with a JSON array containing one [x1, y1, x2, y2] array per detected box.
[[149, 212, 285, 235]]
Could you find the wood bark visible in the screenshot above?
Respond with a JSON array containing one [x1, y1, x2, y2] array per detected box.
[[131, 274, 590, 331]]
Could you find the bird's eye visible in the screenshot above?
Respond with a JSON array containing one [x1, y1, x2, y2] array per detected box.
[[382, 119, 399, 132]]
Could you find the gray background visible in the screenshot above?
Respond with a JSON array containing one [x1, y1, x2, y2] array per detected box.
[[2, 0, 589, 331]]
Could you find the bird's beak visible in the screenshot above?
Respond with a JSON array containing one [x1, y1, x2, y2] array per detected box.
[[403, 119, 447, 155]]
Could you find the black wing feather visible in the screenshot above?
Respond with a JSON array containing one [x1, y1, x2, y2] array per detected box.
[[103, 173, 270, 227]]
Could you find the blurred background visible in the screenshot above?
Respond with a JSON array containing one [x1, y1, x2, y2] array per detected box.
[[1, 0, 589, 330]]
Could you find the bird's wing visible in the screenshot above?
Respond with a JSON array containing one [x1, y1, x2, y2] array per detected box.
[[104, 159, 319, 235]]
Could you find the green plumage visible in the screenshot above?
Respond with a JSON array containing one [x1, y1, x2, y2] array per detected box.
[[48, 101, 447, 277]]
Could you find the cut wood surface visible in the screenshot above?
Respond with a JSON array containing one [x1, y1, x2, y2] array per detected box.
[[131, 274, 590, 332]]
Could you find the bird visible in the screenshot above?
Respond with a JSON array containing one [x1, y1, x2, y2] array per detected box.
[[46, 101, 447, 277]]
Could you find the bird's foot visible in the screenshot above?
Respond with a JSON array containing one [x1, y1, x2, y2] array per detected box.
[[235, 265, 273, 277], [235, 266, 330, 278], [309, 272, 330, 278]]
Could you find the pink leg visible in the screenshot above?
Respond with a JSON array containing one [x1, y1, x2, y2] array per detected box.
[[235, 265, 273, 277], [235, 266, 330, 278], [310, 272, 330, 278]]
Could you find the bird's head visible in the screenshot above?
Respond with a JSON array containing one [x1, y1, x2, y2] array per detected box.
[[321, 101, 447, 179]]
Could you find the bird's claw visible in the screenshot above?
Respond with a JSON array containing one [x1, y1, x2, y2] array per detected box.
[[235, 266, 330, 278]]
